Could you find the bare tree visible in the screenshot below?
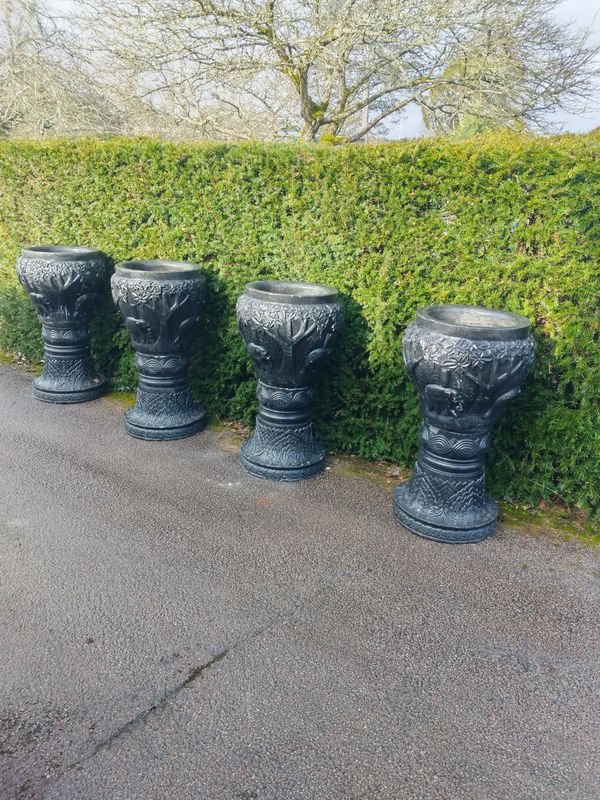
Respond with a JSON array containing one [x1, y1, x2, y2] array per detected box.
[[75, 0, 599, 141], [0, 0, 279, 141], [0, 0, 124, 137]]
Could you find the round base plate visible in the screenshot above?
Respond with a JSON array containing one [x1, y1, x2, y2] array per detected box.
[[124, 412, 207, 441], [393, 499, 497, 544], [240, 452, 324, 482], [32, 381, 107, 404]]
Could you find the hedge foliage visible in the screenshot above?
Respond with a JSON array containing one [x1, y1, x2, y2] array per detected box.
[[0, 135, 598, 514]]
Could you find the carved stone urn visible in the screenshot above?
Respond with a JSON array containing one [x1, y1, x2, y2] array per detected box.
[[393, 305, 535, 543], [237, 280, 344, 480], [111, 260, 206, 440], [16, 246, 109, 403]]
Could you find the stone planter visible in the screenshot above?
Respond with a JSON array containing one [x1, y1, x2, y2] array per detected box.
[[111, 260, 206, 440], [393, 305, 535, 543], [237, 280, 344, 480], [16, 246, 108, 403]]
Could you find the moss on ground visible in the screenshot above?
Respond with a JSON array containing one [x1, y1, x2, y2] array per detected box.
[[328, 452, 599, 545], [102, 390, 136, 409]]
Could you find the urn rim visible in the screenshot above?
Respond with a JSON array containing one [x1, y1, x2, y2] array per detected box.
[[416, 304, 531, 341], [114, 260, 203, 282], [21, 245, 105, 261], [244, 280, 338, 305]]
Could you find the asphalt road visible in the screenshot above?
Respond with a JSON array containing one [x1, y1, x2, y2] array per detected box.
[[1, 363, 599, 800]]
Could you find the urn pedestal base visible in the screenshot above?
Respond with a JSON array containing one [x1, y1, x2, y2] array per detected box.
[[393, 479, 498, 544], [240, 382, 325, 481], [32, 325, 106, 404], [393, 424, 498, 544], [240, 448, 325, 481], [124, 418, 206, 441], [124, 413, 207, 441], [124, 382, 206, 441], [32, 375, 107, 404]]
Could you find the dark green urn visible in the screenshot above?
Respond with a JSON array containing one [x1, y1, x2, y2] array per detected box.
[[16, 246, 109, 403], [394, 305, 535, 543], [111, 260, 206, 441], [237, 280, 344, 481]]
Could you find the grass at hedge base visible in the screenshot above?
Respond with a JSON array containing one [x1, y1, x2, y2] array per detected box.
[[0, 133, 598, 516]]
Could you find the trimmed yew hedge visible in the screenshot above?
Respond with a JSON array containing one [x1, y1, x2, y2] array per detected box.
[[0, 134, 598, 513]]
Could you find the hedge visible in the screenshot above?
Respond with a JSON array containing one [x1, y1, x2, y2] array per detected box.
[[0, 134, 598, 514]]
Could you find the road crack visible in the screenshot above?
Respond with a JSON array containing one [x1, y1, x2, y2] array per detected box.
[[47, 566, 369, 787], [59, 649, 229, 778]]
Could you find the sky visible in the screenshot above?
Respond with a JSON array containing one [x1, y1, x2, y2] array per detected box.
[[545, 0, 600, 132]]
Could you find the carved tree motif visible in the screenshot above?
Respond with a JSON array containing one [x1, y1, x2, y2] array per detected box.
[[17, 257, 107, 323], [111, 276, 204, 353], [237, 294, 343, 388], [403, 324, 535, 425]]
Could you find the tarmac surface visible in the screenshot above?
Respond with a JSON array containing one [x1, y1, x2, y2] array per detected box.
[[1, 362, 599, 800]]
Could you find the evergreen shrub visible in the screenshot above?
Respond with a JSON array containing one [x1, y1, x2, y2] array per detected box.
[[1, 134, 598, 513]]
